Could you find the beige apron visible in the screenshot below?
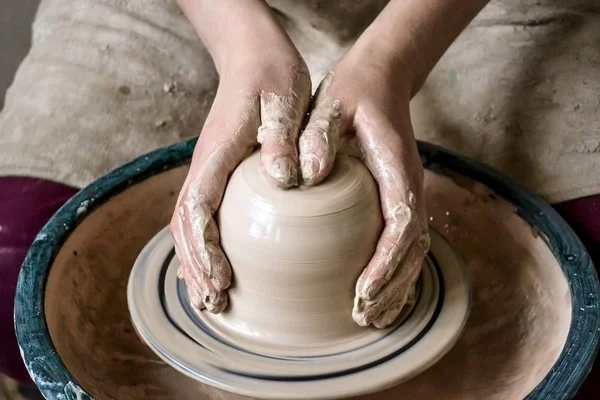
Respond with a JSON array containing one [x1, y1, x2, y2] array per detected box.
[[0, 0, 598, 204]]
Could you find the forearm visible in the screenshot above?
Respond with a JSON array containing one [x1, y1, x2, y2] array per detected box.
[[352, 0, 490, 96], [176, 0, 298, 75]]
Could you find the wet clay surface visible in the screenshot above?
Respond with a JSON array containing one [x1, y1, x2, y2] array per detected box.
[[208, 152, 384, 355], [44, 166, 570, 399]]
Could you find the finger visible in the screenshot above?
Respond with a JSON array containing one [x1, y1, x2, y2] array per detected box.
[[354, 114, 430, 301], [171, 216, 205, 300], [353, 242, 425, 326], [187, 268, 227, 314], [186, 283, 205, 310], [406, 283, 418, 305], [175, 90, 261, 309], [257, 73, 311, 188], [179, 255, 228, 313], [182, 235, 228, 313], [356, 202, 423, 299], [181, 199, 232, 291], [172, 214, 228, 312], [299, 72, 342, 186], [372, 283, 417, 329], [372, 288, 411, 329]]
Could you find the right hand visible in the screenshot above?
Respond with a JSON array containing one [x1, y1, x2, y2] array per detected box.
[[169, 7, 312, 313]]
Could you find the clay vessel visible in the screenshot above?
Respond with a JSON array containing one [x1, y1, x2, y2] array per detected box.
[[206, 152, 384, 356]]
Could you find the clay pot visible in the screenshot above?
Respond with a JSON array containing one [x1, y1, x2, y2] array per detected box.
[[207, 152, 383, 356]]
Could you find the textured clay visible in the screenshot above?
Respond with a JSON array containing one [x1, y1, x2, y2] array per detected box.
[[206, 152, 384, 356]]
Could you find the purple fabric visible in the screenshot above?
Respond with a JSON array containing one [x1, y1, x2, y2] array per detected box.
[[0, 177, 78, 383], [0, 177, 598, 396], [556, 196, 600, 400]]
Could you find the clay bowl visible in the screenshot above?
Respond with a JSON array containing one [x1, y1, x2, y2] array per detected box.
[[15, 139, 600, 400]]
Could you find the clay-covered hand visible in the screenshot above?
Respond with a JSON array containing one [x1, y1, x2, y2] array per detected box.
[[300, 56, 430, 329], [171, 0, 312, 313], [301, 0, 489, 328]]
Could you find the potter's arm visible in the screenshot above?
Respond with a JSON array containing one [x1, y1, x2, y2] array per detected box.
[[300, 0, 491, 328], [176, 0, 301, 75], [351, 1, 491, 327], [357, 0, 491, 97]]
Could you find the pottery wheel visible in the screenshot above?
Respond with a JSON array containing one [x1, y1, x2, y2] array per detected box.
[[128, 227, 471, 399]]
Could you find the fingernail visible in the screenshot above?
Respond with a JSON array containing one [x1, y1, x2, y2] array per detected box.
[[265, 156, 298, 188], [301, 154, 320, 184]]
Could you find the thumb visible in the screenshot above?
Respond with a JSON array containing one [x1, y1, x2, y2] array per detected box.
[[257, 71, 312, 189], [299, 72, 343, 186]]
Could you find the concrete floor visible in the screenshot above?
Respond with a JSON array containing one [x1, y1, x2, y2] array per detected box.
[[0, 0, 40, 110]]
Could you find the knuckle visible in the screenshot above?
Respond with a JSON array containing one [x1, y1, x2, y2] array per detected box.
[[261, 117, 292, 130], [258, 118, 295, 143], [302, 126, 330, 143], [372, 244, 395, 272], [260, 154, 299, 187], [388, 203, 419, 239]]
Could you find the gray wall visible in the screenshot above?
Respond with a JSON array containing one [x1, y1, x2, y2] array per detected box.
[[0, 0, 40, 110]]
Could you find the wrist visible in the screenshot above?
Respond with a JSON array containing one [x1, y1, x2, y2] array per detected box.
[[177, 0, 299, 75], [350, 0, 489, 97], [342, 35, 414, 99]]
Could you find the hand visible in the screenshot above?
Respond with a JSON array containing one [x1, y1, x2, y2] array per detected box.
[[300, 0, 488, 328], [170, 0, 312, 313], [301, 50, 430, 329]]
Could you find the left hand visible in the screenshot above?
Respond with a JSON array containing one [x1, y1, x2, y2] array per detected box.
[[298, 46, 430, 329]]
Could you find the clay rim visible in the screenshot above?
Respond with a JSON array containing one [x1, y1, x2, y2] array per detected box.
[[14, 139, 600, 400]]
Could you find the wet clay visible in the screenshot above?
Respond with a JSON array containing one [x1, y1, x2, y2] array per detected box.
[[44, 166, 570, 399], [204, 152, 384, 356]]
